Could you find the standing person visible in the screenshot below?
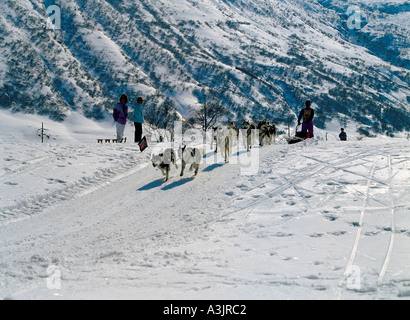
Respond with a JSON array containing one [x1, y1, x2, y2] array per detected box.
[[113, 94, 129, 142], [298, 100, 315, 139], [339, 128, 347, 141], [132, 96, 144, 143]]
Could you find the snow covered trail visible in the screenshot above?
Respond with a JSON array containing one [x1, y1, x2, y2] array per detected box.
[[0, 138, 409, 300], [0, 141, 258, 299]]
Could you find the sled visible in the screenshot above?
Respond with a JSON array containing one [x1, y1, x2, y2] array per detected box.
[[287, 136, 305, 144], [287, 125, 308, 144], [97, 138, 127, 143]]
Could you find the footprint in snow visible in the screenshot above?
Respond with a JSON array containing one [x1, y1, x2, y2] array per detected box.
[[308, 233, 324, 238], [4, 181, 18, 186]]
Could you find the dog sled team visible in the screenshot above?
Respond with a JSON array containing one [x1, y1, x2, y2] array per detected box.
[[151, 120, 277, 181], [112, 94, 318, 181]]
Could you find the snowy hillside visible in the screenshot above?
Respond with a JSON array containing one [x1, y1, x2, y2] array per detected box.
[[0, 110, 409, 300], [0, 0, 409, 135]]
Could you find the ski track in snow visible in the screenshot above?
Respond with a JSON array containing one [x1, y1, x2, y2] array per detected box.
[[0, 138, 410, 299], [0, 143, 151, 226]]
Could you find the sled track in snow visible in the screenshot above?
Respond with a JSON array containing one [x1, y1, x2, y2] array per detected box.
[[336, 154, 399, 299], [340, 161, 377, 292], [224, 144, 403, 299], [236, 148, 382, 226], [0, 155, 52, 180], [0, 160, 149, 227], [378, 155, 396, 283]]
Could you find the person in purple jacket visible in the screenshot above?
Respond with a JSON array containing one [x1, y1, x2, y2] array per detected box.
[[113, 94, 129, 142], [298, 100, 315, 139]]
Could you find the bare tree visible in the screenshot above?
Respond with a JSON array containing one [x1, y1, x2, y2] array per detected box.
[[188, 102, 227, 131], [144, 97, 179, 130]]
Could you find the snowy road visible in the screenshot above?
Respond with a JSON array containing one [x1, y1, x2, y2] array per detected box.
[[0, 137, 409, 300]]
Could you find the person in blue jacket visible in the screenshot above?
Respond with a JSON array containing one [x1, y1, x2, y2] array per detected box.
[[132, 96, 144, 143]]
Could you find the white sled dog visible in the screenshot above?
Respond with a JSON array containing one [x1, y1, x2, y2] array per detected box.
[[219, 122, 237, 163], [211, 126, 224, 153], [152, 148, 178, 181], [178, 144, 203, 177]]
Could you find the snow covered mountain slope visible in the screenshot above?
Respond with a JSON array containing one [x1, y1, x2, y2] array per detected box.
[[0, 0, 409, 134], [317, 0, 410, 68], [0, 115, 409, 299]]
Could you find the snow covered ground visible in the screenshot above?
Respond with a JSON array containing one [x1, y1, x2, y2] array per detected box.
[[0, 110, 409, 300]]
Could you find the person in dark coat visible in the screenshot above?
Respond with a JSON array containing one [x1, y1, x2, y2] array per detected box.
[[339, 128, 347, 141], [298, 100, 314, 139]]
